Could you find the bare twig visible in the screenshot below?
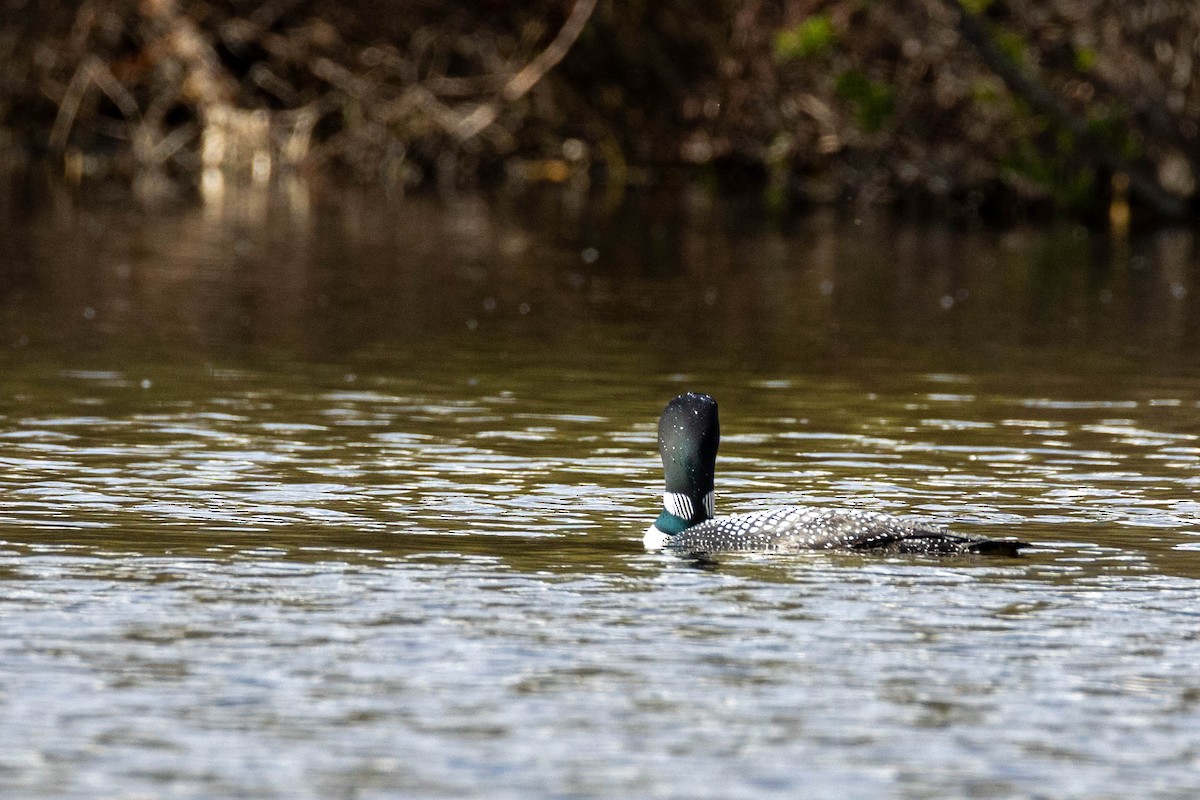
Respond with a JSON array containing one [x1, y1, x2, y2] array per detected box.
[[49, 56, 140, 151], [140, 0, 235, 116], [150, 122, 198, 163], [502, 0, 597, 101], [454, 0, 598, 140]]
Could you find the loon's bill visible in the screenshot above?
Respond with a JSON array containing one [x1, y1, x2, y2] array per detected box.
[[645, 392, 1025, 557]]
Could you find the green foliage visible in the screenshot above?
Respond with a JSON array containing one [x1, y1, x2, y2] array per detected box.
[[970, 76, 1005, 105], [994, 30, 1030, 66], [958, 0, 995, 14], [1085, 112, 1141, 160], [1074, 47, 1097, 72], [1001, 137, 1097, 212], [1000, 87, 1141, 213], [773, 14, 836, 61], [835, 70, 895, 132]]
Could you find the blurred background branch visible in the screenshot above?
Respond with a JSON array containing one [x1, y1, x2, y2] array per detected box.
[[1, 0, 1197, 221]]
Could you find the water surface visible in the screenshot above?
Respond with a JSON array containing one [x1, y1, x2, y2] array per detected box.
[[2, 181, 1200, 798]]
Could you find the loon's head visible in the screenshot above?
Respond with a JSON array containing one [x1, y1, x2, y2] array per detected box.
[[644, 392, 719, 548]]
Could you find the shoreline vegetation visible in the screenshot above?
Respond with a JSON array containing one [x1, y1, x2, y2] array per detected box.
[[1, 0, 1197, 224]]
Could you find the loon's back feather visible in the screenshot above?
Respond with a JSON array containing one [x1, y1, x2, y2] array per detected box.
[[665, 506, 1022, 557]]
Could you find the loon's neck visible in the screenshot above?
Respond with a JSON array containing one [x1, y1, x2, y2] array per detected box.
[[648, 392, 720, 549], [644, 490, 715, 548]]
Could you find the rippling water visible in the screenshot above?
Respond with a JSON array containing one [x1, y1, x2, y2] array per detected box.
[[2, 181, 1200, 798]]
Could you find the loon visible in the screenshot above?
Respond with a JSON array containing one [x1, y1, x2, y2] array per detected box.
[[644, 392, 1024, 556]]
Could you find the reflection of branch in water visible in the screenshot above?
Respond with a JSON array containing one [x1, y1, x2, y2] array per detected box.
[[454, 0, 599, 140]]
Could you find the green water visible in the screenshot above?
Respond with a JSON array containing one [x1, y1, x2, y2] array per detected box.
[[2, 180, 1200, 798]]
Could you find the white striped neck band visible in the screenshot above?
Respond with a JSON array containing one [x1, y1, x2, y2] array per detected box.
[[663, 491, 715, 520]]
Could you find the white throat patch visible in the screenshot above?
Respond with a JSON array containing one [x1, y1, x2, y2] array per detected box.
[[643, 524, 669, 550]]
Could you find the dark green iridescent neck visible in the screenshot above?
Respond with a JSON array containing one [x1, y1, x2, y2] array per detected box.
[[654, 509, 691, 535]]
